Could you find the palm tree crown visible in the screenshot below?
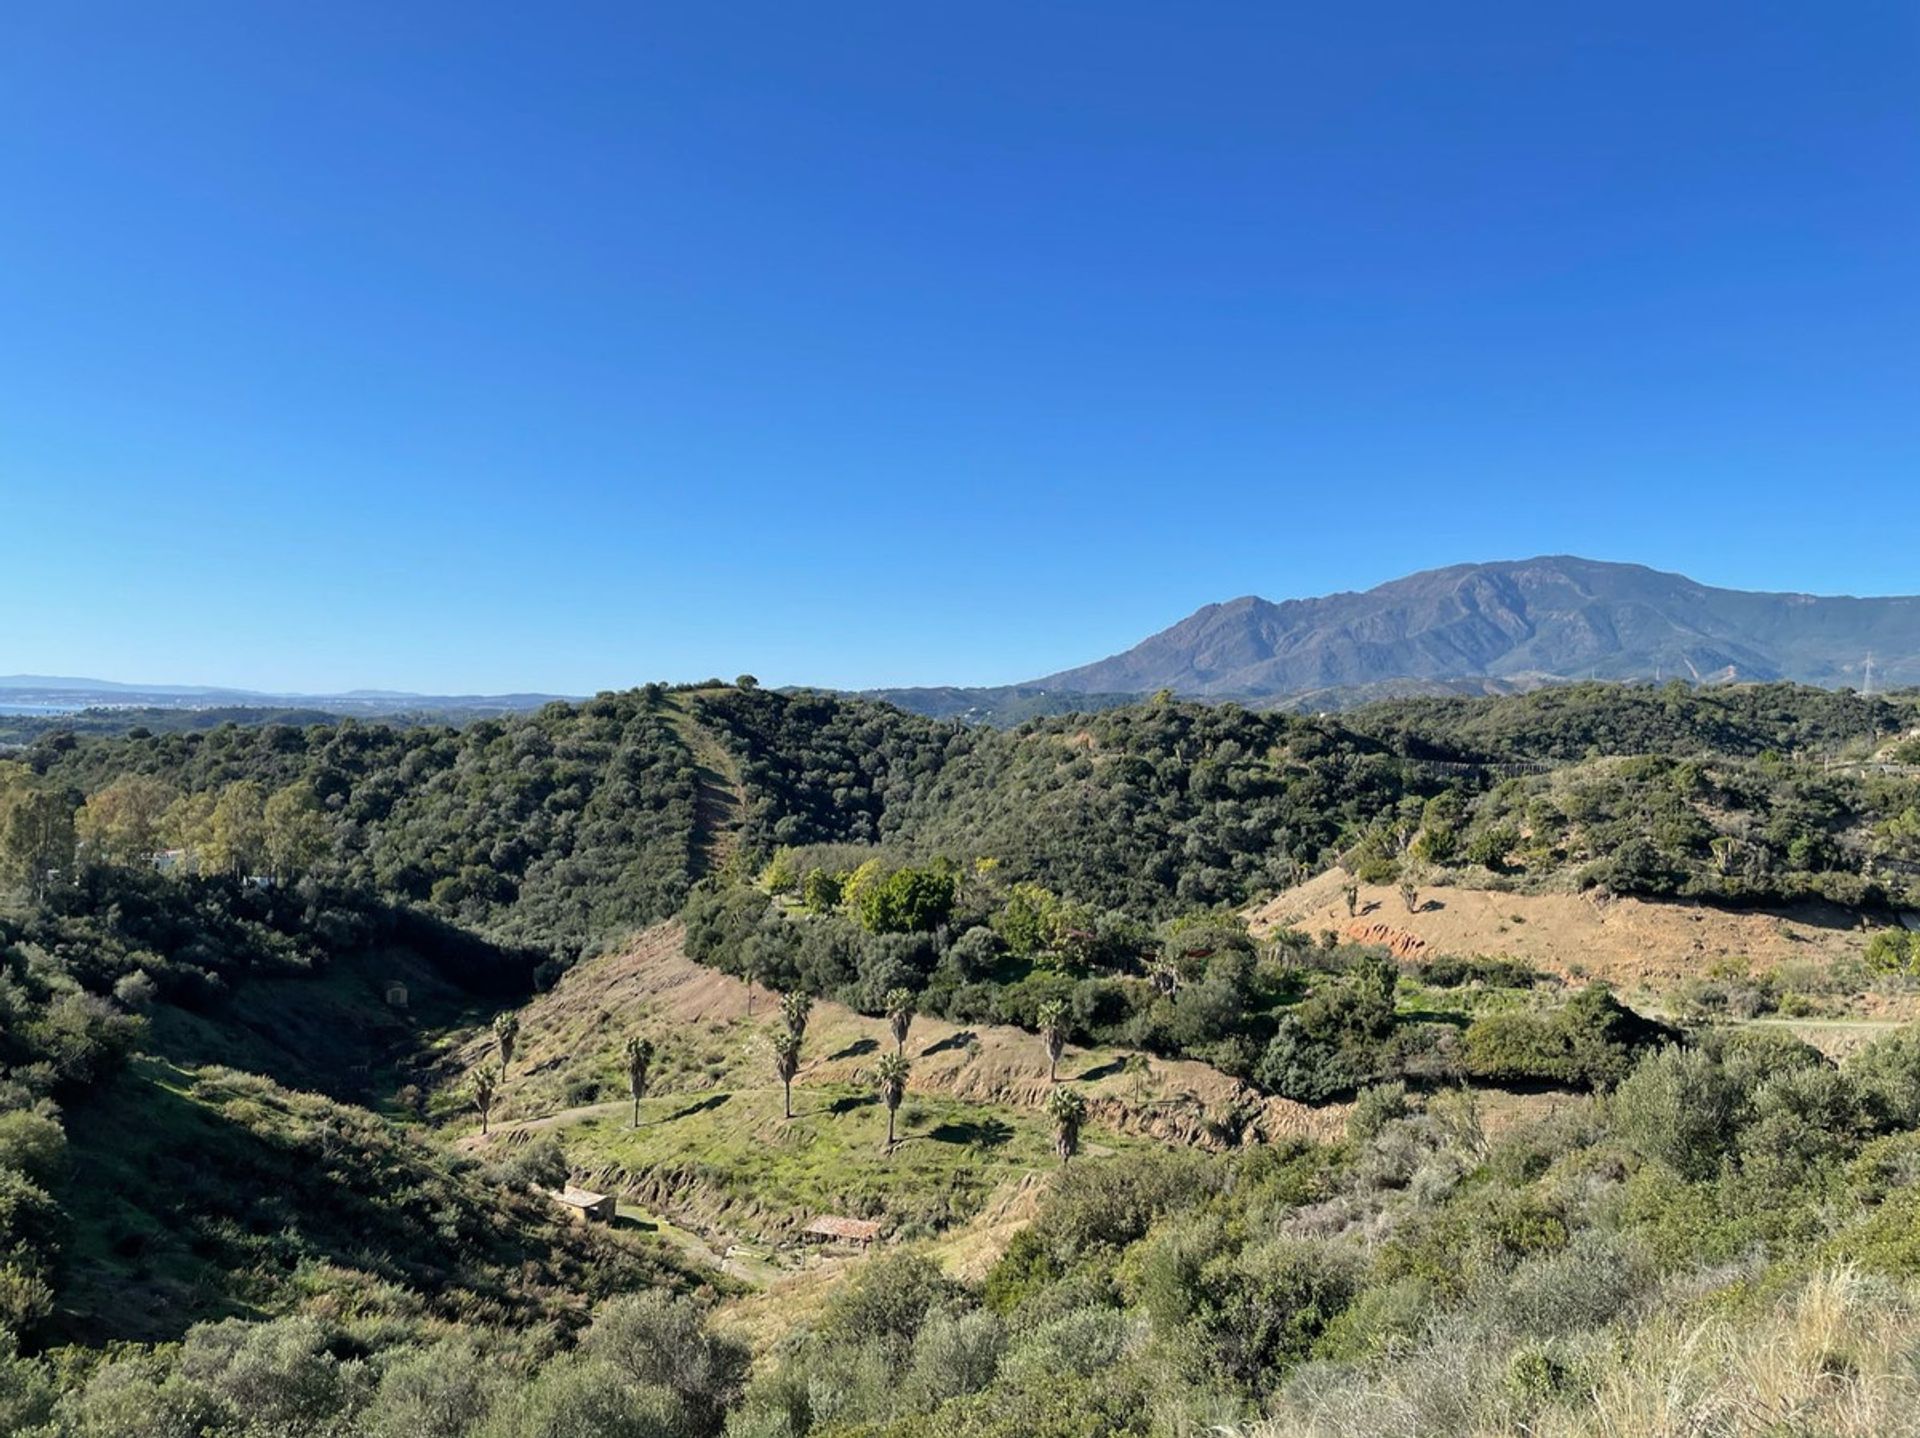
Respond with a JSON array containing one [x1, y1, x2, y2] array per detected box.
[[885, 987, 914, 1054], [1045, 1085, 1087, 1164], [1037, 1000, 1068, 1083], [780, 990, 813, 1040], [492, 1012, 520, 1075]]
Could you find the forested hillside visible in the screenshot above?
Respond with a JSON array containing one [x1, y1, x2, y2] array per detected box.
[[1348, 680, 1917, 764], [2, 679, 1919, 1437], [10, 681, 1918, 963]]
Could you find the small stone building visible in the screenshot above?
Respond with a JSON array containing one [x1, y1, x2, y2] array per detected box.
[[552, 1185, 616, 1223], [801, 1215, 881, 1249]]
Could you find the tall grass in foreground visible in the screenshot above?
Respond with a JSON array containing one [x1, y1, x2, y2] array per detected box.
[[1245, 1268, 1920, 1438]]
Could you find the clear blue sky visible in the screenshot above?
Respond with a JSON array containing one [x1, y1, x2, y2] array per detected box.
[[3, 3, 1915, 694]]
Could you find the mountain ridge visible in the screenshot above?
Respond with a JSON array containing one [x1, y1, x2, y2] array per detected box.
[[1028, 555, 1920, 701]]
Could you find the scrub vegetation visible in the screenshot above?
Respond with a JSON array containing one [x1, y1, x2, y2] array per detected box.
[[0, 679, 1917, 1435]]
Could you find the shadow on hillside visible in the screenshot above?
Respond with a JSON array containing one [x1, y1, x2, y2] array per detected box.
[[829, 1037, 880, 1060], [1076, 1058, 1126, 1083], [921, 1030, 978, 1057], [929, 1118, 1013, 1149], [826, 1093, 877, 1116], [58, 1060, 588, 1347], [664, 1094, 731, 1122]]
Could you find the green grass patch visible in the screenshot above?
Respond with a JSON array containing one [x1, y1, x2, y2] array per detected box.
[[560, 1080, 1125, 1239]]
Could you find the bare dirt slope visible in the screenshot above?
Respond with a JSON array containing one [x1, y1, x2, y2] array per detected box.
[[460, 920, 1350, 1146], [1247, 868, 1876, 993]]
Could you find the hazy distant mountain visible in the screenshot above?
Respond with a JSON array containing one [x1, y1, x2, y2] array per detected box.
[[1029, 557, 1920, 700], [0, 674, 256, 698], [0, 674, 568, 717]]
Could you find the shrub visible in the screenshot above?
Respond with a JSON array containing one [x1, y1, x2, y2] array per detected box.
[[1612, 1045, 1743, 1179], [905, 1309, 1006, 1406], [490, 1134, 569, 1192], [0, 1110, 66, 1188], [998, 1307, 1135, 1386], [44, 1348, 214, 1438], [363, 1339, 503, 1438], [982, 1228, 1062, 1314], [1379, 1189, 1570, 1302], [584, 1290, 749, 1431], [1036, 1150, 1217, 1259], [1417, 953, 1538, 989], [1497, 1231, 1653, 1337], [1255, 961, 1398, 1102], [1866, 928, 1920, 976], [1464, 984, 1666, 1089], [1849, 1025, 1920, 1132], [476, 1355, 687, 1438], [178, 1315, 371, 1436], [1740, 1064, 1860, 1178], [801, 868, 844, 914], [1138, 1229, 1358, 1396], [1346, 1082, 1411, 1143], [819, 1254, 958, 1354]]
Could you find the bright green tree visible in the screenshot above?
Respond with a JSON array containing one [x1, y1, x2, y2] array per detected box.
[[203, 780, 267, 877], [0, 769, 74, 898], [75, 774, 176, 867], [263, 781, 329, 879]]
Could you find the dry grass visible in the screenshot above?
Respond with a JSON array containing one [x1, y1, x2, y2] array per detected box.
[[1247, 870, 1879, 996], [1245, 1269, 1920, 1438]]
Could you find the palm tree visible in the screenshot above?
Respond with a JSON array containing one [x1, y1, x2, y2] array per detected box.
[[874, 1052, 909, 1151], [780, 990, 813, 1041], [492, 1012, 519, 1077], [885, 987, 914, 1054], [471, 1064, 500, 1136], [624, 1036, 654, 1128], [772, 1026, 803, 1119], [1046, 1085, 1087, 1164], [1037, 1000, 1068, 1084]]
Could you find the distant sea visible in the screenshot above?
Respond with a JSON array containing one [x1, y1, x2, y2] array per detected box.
[[0, 704, 75, 715]]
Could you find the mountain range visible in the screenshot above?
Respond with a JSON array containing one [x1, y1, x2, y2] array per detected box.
[[1026, 555, 1920, 704], [15, 558, 1920, 730]]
